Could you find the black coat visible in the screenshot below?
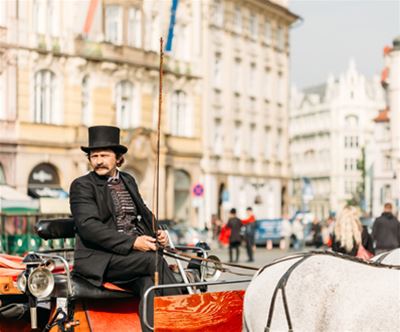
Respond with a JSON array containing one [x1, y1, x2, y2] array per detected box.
[[227, 217, 242, 244], [372, 212, 400, 250], [69, 171, 154, 286]]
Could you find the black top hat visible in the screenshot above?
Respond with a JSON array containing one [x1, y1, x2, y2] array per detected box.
[[81, 126, 128, 154]]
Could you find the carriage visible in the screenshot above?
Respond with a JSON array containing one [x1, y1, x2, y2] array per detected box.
[[0, 217, 249, 332]]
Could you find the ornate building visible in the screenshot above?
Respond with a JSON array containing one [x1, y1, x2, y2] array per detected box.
[[0, 0, 203, 222], [0, 0, 298, 225], [201, 0, 298, 222], [289, 60, 385, 218]]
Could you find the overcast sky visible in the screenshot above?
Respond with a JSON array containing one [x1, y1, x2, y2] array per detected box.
[[288, 0, 400, 89]]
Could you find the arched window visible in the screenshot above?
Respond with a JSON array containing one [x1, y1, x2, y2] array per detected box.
[[34, 69, 57, 124], [171, 90, 191, 136], [345, 115, 358, 128], [0, 163, 6, 185], [116, 80, 134, 129], [81, 75, 91, 126]]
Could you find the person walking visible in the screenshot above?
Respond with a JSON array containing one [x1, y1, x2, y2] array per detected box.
[[292, 216, 304, 251], [331, 206, 374, 257], [311, 217, 323, 248], [279, 215, 292, 251], [372, 202, 400, 254], [227, 208, 242, 262], [242, 207, 256, 262], [69, 126, 180, 332]]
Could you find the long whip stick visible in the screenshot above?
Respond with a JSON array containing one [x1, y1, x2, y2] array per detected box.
[[152, 37, 164, 286]]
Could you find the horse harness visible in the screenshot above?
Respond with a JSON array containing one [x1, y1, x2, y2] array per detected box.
[[241, 250, 400, 332]]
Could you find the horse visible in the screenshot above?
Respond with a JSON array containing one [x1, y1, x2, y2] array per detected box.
[[243, 250, 400, 332], [373, 248, 400, 265]]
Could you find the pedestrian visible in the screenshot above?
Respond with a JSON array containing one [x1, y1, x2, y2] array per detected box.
[[311, 217, 323, 248], [372, 202, 400, 254], [331, 206, 374, 257], [292, 216, 304, 251], [227, 208, 242, 263], [69, 126, 180, 332], [242, 207, 256, 262], [279, 215, 292, 251], [211, 214, 222, 246]]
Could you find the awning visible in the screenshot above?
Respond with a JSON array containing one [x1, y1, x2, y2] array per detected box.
[[28, 187, 69, 199], [0, 185, 40, 213]]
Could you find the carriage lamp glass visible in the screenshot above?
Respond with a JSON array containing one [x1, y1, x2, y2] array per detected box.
[[16, 272, 27, 292], [27, 267, 54, 298]]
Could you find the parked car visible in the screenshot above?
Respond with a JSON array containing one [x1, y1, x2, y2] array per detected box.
[[254, 219, 283, 246], [169, 223, 208, 246]]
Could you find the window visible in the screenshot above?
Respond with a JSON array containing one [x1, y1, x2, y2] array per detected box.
[[233, 6, 242, 33], [171, 91, 191, 136], [380, 184, 392, 204], [249, 63, 256, 95], [33, 0, 46, 34], [264, 68, 271, 100], [264, 128, 270, 159], [128, 7, 142, 48], [81, 75, 91, 126], [276, 26, 285, 50], [0, 163, 5, 185], [277, 72, 285, 104], [34, 70, 57, 124], [264, 20, 271, 44], [48, 0, 60, 37], [233, 122, 241, 157], [0, 0, 5, 26], [148, 13, 160, 51], [105, 5, 122, 45], [249, 124, 257, 158], [33, 0, 59, 36], [174, 24, 190, 61], [384, 156, 392, 171], [249, 12, 257, 38], [233, 58, 241, 93], [213, 119, 223, 155], [116, 80, 134, 129], [214, 0, 224, 27], [0, 71, 4, 119], [213, 53, 222, 88]]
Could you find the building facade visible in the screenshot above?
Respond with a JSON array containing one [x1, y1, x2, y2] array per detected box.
[[0, 0, 298, 226], [289, 60, 385, 218], [201, 0, 298, 222], [370, 36, 400, 217], [0, 0, 203, 223]]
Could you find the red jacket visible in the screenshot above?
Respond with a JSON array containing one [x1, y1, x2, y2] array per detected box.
[[242, 215, 255, 225]]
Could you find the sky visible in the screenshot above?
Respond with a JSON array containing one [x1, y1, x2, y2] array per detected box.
[[288, 0, 400, 89]]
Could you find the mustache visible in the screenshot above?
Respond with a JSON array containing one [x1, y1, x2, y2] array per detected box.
[[95, 166, 108, 170]]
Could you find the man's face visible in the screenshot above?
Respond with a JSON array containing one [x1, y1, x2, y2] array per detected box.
[[89, 149, 118, 177]]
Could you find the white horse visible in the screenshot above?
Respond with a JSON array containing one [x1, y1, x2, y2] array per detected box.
[[372, 248, 400, 265], [243, 251, 400, 332]]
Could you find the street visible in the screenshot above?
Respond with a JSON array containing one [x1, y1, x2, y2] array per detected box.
[[206, 246, 303, 292]]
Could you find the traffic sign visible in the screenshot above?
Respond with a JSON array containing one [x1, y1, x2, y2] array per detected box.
[[192, 183, 204, 197]]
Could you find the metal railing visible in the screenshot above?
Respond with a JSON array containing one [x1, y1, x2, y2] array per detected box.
[[0, 213, 71, 255]]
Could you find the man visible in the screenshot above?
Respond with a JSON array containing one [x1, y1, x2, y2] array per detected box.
[[372, 202, 400, 254], [227, 208, 242, 263], [69, 126, 180, 332], [242, 207, 256, 262]]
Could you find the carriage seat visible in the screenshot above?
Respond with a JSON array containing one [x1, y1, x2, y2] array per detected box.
[[36, 218, 136, 300]]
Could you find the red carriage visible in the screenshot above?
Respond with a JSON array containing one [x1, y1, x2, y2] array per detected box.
[[0, 218, 248, 331]]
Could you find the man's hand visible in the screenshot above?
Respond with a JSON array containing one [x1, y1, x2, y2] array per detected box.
[[133, 235, 157, 251], [157, 230, 169, 247]]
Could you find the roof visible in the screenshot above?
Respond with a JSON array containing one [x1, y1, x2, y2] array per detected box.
[[373, 109, 390, 123], [303, 83, 326, 99]]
